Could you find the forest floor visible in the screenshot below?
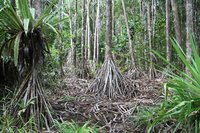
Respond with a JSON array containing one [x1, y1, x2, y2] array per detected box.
[[49, 72, 166, 133]]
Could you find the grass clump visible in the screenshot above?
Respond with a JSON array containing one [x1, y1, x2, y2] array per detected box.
[[54, 120, 99, 133]]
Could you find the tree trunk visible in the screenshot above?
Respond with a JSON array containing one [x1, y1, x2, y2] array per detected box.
[[92, 0, 96, 63], [87, 0, 91, 60], [67, 2, 73, 50], [121, 0, 135, 69], [166, 0, 171, 62], [152, 0, 157, 47], [105, 0, 112, 59], [112, 0, 115, 37], [89, 0, 129, 99], [194, 0, 200, 54], [73, 0, 77, 68], [81, 0, 86, 77], [141, 1, 148, 71], [147, 2, 154, 79], [85, 20, 88, 60], [171, 0, 182, 45], [31, 0, 41, 19], [186, 0, 194, 65], [93, 0, 100, 64], [59, 0, 64, 76]]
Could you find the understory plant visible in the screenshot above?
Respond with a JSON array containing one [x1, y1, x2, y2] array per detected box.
[[54, 120, 98, 133], [0, 0, 61, 131], [143, 36, 200, 132]]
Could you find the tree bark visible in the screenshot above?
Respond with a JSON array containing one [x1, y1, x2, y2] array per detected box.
[[141, 1, 148, 71], [112, 0, 115, 37], [81, 0, 86, 77], [147, 2, 153, 79], [171, 0, 182, 45], [93, 0, 100, 63], [152, 0, 157, 47], [105, 0, 112, 59], [59, 0, 64, 76], [31, 0, 41, 19], [87, 0, 91, 60], [166, 0, 171, 62], [186, 0, 194, 64], [73, 0, 77, 68], [67, 1, 73, 50]]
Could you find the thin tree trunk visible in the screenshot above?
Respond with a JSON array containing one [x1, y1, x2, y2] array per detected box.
[[152, 0, 157, 46], [193, 0, 200, 54], [142, 1, 147, 71], [96, 17, 100, 63], [92, 0, 95, 63], [105, 0, 112, 59], [67, 1, 73, 49], [171, 0, 182, 45], [166, 0, 171, 62], [147, 2, 153, 79], [93, 0, 100, 63], [186, 0, 194, 66], [87, 0, 91, 60], [85, 21, 88, 60], [112, 0, 115, 37], [81, 0, 86, 77], [73, 0, 77, 68], [121, 0, 135, 69], [32, 0, 41, 19], [59, 0, 64, 76]]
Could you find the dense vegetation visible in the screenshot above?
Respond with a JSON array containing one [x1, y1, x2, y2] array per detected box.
[[0, 0, 200, 132]]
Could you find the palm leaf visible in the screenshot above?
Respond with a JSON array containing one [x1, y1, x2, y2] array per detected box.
[[23, 18, 29, 35], [0, 6, 23, 30], [14, 32, 22, 66], [16, 0, 32, 19]]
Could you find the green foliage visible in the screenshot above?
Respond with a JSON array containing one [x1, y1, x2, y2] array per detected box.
[[0, 91, 36, 133], [144, 36, 200, 132], [0, 0, 60, 66], [0, 115, 36, 133], [54, 120, 99, 133], [0, 0, 65, 130], [132, 106, 159, 129]]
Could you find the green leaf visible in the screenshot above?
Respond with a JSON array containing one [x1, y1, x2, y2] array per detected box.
[[0, 6, 23, 30], [30, 8, 35, 20], [44, 22, 62, 38], [23, 18, 29, 35], [34, 13, 49, 28], [14, 32, 22, 66], [16, 0, 31, 19]]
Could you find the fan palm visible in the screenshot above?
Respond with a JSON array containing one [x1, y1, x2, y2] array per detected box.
[[0, 0, 62, 131]]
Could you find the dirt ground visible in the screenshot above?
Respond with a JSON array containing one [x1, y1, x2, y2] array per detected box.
[[49, 74, 166, 133]]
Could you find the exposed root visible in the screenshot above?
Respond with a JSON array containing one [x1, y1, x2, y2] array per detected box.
[[88, 58, 130, 99], [49, 71, 166, 132], [10, 69, 53, 131], [125, 68, 143, 80], [64, 48, 76, 74], [149, 66, 158, 79]]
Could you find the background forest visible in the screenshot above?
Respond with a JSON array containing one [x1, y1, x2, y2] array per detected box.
[[0, 0, 200, 132]]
